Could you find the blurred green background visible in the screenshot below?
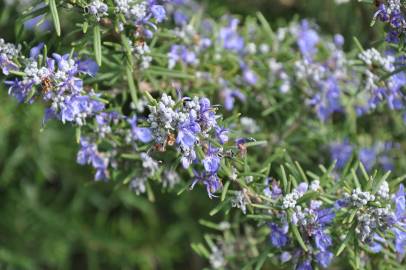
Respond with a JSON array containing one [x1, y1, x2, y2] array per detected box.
[[0, 0, 378, 269]]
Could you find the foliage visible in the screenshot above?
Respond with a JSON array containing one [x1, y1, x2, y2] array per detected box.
[[1, 0, 406, 269]]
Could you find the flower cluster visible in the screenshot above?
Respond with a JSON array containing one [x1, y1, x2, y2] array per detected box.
[[330, 140, 396, 172], [373, 0, 406, 43], [147, 93, 229, 198], [267, 181, 335, 269], [291, 21, 347, 121], [114, 0, 166, 37], [356, 48, 406, 115], [1, 42, 105, 125], [337, 182, 406, 256], [0, 38, 21, 75], [87, 0, 109, 20]]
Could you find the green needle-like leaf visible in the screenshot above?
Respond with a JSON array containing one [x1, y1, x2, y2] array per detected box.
[[93, 25, 102, 66], [49, 0, 60, 37]]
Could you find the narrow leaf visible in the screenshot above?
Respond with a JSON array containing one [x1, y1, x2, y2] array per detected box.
[[49, 0, 61, 36], [93, 25, 102, 66]]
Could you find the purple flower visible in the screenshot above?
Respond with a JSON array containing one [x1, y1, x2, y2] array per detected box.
[[297, 259, 312, 270], [77, 137, 109, 181], [316, 208, 335, 224], [59, 94, 105, 125], [314, 230, 332, 251], [330, 139, 353, 169], [151, 5, 166, 23], [359, 147, 376, 172], [395, 184, 405, 219], [128, 116, 153, 143], [222, 88, 245, 111], [29, 43, 44, 59], [168, 44, 198, 68], [177, 126, 197, 147], [77, 59, 99, 77], [308, 77, 342, 121], [392, 184, 406, 256], [334, 34, 344, 47], [24, 15, 51, 31], [270, 223, 289, 248], [215, 126, 229, 144], [369, 234, 385, 253], [218, 18, 244, 53], [191, 170, 222, 199], [280, 252, 292, 263], [198, 97, 217, 129], [315, 251, 333, 268], [5, 79, 33, 103], [202, 146, 221, 173], [296, 182, 309, 194], [264, 178, 283, 199], [297, 20, 319, 60], [243, 68, 258, 85], [0, 54, 19, 75], [180, 148, 197, 169], [173, 10, 189, 25]]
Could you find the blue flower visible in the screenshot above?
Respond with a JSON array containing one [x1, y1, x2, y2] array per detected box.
[[314, 230, 332, 251], [151, 5, 166, 23], [296, 259, 312, 270], [59, 94, 105, 125], [297, 20, 319, 60], [177, 126, 197, 147], [191, 170, 222, 199], [242, 68, 258, 85], [264, 178, 283, 199], [215, 126, 229, 144], [29, 43, 44, 59], [269, 223, 289, 248], [359, 147, 376, 172], [222, 88, 245, 111], [77, 59, 99, 77], [0, 54, 19, 75], [173, 10, 188, 25], [393, 184, 406, 256], [202, 146, 221, 173], [128, 116, 153, 143], [316, 208, 335, 225], [218, 18, 244, 53], [315, 251, 333, 268], [330, 140, 353, 169], [199, 97, 217, 129], [168, 44, 198, 68], [180, 148, 197, 169], [334, 34, 344, 47], [77, 137, 109, 181]]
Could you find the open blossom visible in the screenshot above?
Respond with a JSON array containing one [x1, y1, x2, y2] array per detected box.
[[77, 137, 110, 181], [221, 86, 245, 111], [297, 20, 320, 60], [128, 115, 153, 143], [168, 44, 198, 69], [218, 17, 245, 53]]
